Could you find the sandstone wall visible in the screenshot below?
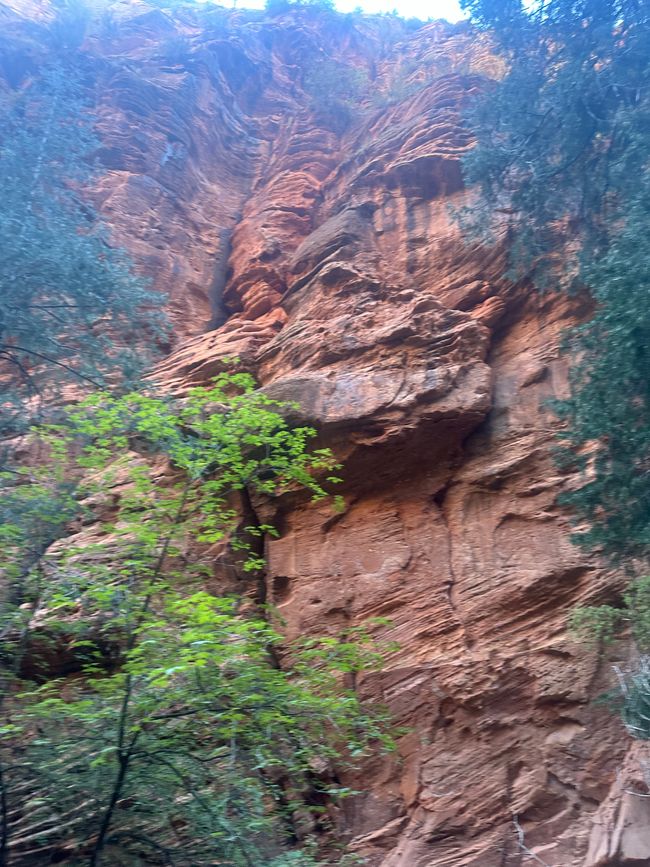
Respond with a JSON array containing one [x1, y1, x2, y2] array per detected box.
[[1, 3, 645, 864]]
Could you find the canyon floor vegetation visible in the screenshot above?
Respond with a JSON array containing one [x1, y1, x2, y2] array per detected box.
[[0, 376, 394, 866]]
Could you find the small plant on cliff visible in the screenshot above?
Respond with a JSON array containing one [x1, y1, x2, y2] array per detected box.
[[0, 373, 392, 866], [570, 575, 650, 740], [303, 59, 369, 132], [0, 61, 166, 433]]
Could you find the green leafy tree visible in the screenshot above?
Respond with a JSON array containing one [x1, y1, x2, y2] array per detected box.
[[0, 374, 392, 866], [0, 62, 165, 431], [460, 0, 650, 741]]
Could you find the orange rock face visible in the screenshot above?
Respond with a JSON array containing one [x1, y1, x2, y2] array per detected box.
[[2, 3, 642, 865]]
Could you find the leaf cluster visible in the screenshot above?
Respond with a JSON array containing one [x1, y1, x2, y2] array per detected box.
[[0, 62, 167, 433], [303, 60, 369, 132], [462, 0, 650, 745], [460, 0, 650, 561], [0, 376, 391, 866]]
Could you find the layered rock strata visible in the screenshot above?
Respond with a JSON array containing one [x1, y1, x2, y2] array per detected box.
[[1, 3, 642, 864]]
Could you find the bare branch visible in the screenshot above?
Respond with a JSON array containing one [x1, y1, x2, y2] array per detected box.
[[512, 813, 554, 867]]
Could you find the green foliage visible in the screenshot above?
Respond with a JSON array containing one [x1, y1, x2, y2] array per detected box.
[[461, 0, 650, 282], [552, 200, 650, 557], [571, 576, 650, 651], [460, 0, 650, 561], [570, 604, 623, 647], [0, 375, 391, 866], [462, 0, 650, 747], [572, 586, 650, 740], [0, 62, 166, 432]]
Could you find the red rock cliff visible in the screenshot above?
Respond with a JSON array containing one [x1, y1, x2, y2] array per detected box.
[[2, 2, 647, 864]]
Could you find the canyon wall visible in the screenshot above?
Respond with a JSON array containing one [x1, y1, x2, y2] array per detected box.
[[2, 2, 648, 864]]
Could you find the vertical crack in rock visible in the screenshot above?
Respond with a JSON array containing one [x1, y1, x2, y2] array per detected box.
[[208, 221, 239, 329], [434, 479, 474, 653], [0, 6, 634, 866]]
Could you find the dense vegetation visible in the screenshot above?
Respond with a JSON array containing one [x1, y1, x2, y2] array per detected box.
[[0, 62, 164, 433], [461, 0, 650, 730], [462, 0, 650, 558], [0, 376, 392, 866]]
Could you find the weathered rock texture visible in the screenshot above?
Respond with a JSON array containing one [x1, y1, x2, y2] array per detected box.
[[1, 2, 644, 864]]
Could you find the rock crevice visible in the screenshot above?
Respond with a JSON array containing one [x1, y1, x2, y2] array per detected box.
[[1, 4, 637, 864]]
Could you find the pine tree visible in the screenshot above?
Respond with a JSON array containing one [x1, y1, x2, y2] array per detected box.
[[0, 62, 165, 431]]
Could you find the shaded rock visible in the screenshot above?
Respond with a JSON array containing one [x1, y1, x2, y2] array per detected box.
[[0, 5, 633, 866]]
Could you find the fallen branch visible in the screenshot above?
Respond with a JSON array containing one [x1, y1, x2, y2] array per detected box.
[[512, 813, 554, 867]]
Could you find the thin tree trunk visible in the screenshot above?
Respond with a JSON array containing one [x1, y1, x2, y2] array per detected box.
[[0, 558, 51, 867], [87, 481, 193, 866], [87, 691, 138, 867], [0, 759, 8, 867]]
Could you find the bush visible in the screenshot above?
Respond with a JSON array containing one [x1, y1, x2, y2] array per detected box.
[[0, 373, 393, 865], [303, 59, 368, 132]]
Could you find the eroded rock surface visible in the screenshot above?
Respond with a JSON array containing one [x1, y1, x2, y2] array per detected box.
[[1, 3, 640, 864]]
